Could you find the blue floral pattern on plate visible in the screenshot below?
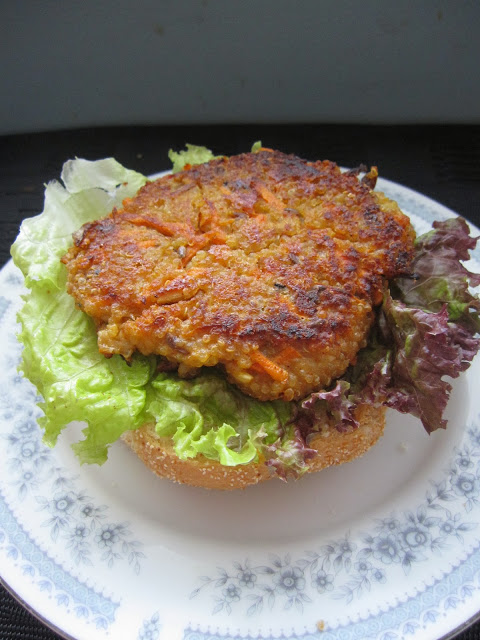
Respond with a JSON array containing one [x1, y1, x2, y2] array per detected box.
[[0, 491, 118, 630], [1, 329, 145, 576], [138, 612, 162, 640], [0, 261, 145, 634], [1, 175, 480, 640], [190, 426, 480, 617]]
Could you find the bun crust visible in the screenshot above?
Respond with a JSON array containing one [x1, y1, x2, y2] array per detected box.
[[121, 404, 386, 490]]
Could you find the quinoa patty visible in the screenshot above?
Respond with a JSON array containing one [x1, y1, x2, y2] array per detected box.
[[62, 150, 415, 401]]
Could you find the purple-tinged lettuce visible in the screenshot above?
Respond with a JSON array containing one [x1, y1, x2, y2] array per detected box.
[[392, 217, 480, 323], [381, 297, 479, 432], [10, 148, 480, 477], [297, 218, 480, 437], [264, 424, 318, 480]]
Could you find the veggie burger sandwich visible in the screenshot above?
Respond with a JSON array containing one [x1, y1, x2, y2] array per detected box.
[[11, 144, 480, 489]]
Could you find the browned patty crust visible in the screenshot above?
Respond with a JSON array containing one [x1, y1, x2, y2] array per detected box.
[[62, 150, 415, 401]]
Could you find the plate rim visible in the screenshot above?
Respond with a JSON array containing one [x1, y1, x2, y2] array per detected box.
[[1, 171, 480, 640]]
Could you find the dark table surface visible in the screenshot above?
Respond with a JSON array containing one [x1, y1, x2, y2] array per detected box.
[[1, 124, 480, 639]]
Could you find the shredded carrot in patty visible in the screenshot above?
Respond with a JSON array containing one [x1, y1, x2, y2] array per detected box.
[[181, 229, 227, 266], [275, 345, 301, 364], [138, 239, 158, 249], [250, 351, 289, 383], [257, 185, 285, 211], [129, 216, 192, 238], [62, 148, 415, 402]]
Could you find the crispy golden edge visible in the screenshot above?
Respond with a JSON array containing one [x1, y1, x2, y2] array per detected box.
[[62, 151, 415, 402]]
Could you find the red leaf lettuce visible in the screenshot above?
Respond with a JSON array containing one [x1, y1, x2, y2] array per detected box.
[[296, 217, 480, 437]]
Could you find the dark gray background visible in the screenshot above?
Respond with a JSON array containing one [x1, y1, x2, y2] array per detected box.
[[2, 2, 480, 135]]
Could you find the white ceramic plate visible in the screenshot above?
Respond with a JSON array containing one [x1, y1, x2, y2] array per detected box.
[[1, 176, 480, 640]]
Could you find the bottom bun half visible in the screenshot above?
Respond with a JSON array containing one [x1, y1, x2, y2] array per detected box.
[[121, 404, 386, 490]]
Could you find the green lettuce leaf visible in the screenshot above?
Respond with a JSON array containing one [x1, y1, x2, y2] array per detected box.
[[12, 152, 480, 478], [146, 372, 290, 466], [11, 158, 147, 292], [11, 156, 300, 470], [12, 159, 153, 464], [168, 144, 219, 173], [18, 286, 153, 453]]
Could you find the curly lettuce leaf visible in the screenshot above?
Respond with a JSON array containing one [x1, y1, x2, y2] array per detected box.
[[11, 158, 147, 292], [298, 344, 392, 434], [11, 159, 154, 464], [392, 217, 480, 323], [11, 156, 303, 471], [11, 151, 480, 477], [381, 297, 480, 432], [168, 144, 219, 173], [168, 142, 266, 174], [146, 372, 292, 466], [382, 219, 480, 432], [264, 424, 318, 480], [18, 286, 154, 451], [299, 218, 480, 435]]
